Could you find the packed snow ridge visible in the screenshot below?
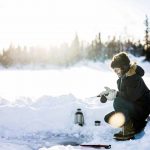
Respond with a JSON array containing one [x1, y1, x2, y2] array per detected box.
[[0, 55, 150, 150]]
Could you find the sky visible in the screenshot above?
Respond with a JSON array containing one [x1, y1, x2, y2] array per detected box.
[[0, 0, 150, 49]]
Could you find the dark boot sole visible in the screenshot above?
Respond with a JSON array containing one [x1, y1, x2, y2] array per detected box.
[[113, 135, 135, 141]]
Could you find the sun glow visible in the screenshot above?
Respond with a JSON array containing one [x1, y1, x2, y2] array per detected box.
[[0, 0, 149, 49], [109, 112, 125, 128]]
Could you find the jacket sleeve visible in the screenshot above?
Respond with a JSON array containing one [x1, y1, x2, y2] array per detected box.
[[117, 76, 145, 101], [136, 65, 145, 77]]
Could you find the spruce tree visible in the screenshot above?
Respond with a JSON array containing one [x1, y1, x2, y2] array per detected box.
[[144, 15, 150, 61]]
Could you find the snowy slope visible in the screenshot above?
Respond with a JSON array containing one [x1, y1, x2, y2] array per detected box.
[[0, 55, 150, 150], [0, 94, 150, 150]]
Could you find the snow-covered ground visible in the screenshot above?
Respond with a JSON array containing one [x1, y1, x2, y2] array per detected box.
[[0, 55, 150, 150]]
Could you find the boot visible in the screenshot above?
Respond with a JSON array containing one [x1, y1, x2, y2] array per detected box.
[[113, 130, 123, 137], [114, 120, 136, 140], [135, 120, 147, 133]]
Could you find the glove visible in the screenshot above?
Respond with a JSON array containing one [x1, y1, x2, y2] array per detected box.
[[97, 87, 110, 103], [104, 87, 117, 101], [97, 88, 109, 97]]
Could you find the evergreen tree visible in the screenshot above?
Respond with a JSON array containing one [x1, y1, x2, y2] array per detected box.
[[144, 15, 150, 61]]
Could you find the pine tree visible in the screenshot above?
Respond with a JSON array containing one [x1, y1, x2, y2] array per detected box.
[[144, 15, 150, 61]]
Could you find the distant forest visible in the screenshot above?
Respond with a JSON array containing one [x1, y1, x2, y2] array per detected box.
[[0, 16, 150, 68]]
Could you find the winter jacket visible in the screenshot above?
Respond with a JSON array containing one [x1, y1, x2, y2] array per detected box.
[[116, 63, 150, 112]]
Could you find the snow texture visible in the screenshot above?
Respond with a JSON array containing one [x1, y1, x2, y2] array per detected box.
[[0, 55, 150, 150]]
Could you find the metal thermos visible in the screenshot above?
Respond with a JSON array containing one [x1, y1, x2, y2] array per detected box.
[[75, 108, 84, 126]]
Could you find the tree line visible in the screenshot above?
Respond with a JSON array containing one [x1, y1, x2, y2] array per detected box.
[[0, 16, 149, 68]]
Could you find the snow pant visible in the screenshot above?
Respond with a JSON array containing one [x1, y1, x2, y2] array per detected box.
[[104, 97, 149, 131]]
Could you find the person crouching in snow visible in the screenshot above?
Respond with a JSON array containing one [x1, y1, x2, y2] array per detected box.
[[98, 52, 150, 140]]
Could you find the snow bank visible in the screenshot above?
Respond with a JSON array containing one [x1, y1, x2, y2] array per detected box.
[[0, 94, 115, 149], [1, 94, 150, 150], [0, 94, 113, 136], [0, 55, 149, 150]]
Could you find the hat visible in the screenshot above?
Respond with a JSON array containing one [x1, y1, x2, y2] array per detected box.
[[111, 52, 130, 69]]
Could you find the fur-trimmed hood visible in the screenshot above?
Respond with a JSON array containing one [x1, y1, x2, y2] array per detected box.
[[126, 63, 145, 77]]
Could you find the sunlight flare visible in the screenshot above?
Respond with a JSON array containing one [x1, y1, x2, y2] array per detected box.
[[0, 0, 148, 49], [109, 112, 125, 128]]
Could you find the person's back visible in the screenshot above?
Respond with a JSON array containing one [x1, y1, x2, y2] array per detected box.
[[101, 52, 150, 140], [117, 63, 150, 102], [115, 63, 150, 135]]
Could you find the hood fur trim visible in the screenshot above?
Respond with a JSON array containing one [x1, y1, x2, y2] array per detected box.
[[126, 62, 137, 76]]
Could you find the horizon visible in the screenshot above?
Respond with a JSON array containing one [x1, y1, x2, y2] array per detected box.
[[0, 0, 150, 49]]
